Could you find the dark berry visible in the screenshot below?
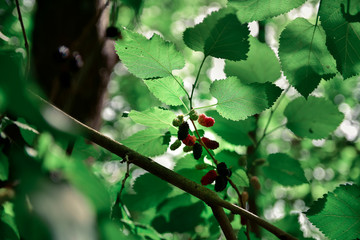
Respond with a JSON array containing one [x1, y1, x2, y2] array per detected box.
[[177, 122, 189, 140], [192, 142, 202, 160], [201, 137, 219, 150], [198, 114, 215, 127], [106, 26, 121, 39], [170, 139, 181, 150], [53, 45, 70, 62], [201, 170, 218, 185], [182, 134, 196, 146], [217, 162, 231, 177], [69, 51, 83, 72], [214, 175, 228, 192]]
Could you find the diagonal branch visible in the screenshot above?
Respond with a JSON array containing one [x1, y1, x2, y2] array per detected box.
[[211, 205, 237, 240], [34, 94, 297, 240]]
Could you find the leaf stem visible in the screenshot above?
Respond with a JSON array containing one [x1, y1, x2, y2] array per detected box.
[[192, 103, 218, 110], [190, 56, 207, 109]]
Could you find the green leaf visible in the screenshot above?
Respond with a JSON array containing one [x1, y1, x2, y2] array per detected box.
[[0, 154, 9, 181], [263, 153, 307, 186], [279, 18, 337, 97], [0, 211, 19, 240], [115, 29, 185, 79], [231, 169, 249, 187], [306, 184, 360, 240], [210, 77, 282, 120], [123, 173, 172, 211], [121, 129, 170, 157], [319, 0, 360, 78], [129, 107, 175, 129], [225, 36, 281, 84], [183, 8, 234, 52], [228, 0, 306, 22], [204, 14, 250, 60], [284, 97, 344, 139], [156, 194, 195, 221], [143, 76, 186, 106], [215, 150, 242, 171], [206, 110, 256, 146]]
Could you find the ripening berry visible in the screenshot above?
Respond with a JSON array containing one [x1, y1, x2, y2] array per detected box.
[[106, 26, 122, 39], [182, 134, 196, 146], [241, 191, 249, 206], [177, 122, 189, 140], [201, 170, 218, 185], [217, 162, 231, 177], [189, 109, 199, 121], [250, 176, 261, 190], [183, 145, 193, 152], [170, 139, 181, 150], [193, 142, 202, 160], [198, 114, 215, 127], [201, 137, 219, 150], [214, 175, 228, 192]]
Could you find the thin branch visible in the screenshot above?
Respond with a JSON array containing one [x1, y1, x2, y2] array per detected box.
[[33, 94, 297, 240], [211, 205, 237, 240], [190, 56, 207, 109], [15, 0, 30, 74]]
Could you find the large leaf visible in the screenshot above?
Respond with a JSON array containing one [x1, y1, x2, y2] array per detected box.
[[284, 97, 344, 139], [123, 173, 172, 211], [115, 29, 185, 79], [183, 9, 250, 60], [206, 110, 256, 146], [319, 0, 360, 78], [121, 129, 170, 157], [204, 14, 250, 60], [231, 169, 249, 187], [225, 36, 281, 84], [129, 107, 175, 129], [144, 76, 186, 106], [279, 18, 337, 97], [306, 184, 360, 240], [263, 153, 307, 186], [210, 77, 282, 120], [228, 0, 306, 22]]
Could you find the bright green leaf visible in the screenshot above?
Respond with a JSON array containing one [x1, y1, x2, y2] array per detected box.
[[144, 76, 187, 106], [123, 173, 172, 211], [129, 107, 175, 129], [319, 0, 360, 79], [204, 14, 250, 60], [121, 129, 170, 157], [115, 29, 185, 79], [279, 18, 337, 97], [228, 0, 306, 22], [210, 77, 282, 120], [284, 97, 344, 139], [206, 110, 256, 146], [306, 184, 360, 240], [231, 169, 249, 187], [0, 154, 9, 181], [225, 36, 281, 84], [263, 153, 307, 186]]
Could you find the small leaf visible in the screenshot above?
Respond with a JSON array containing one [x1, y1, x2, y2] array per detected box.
[[284, 97, 344, 139], [210, 77, 282, 120], [306, 184, 360, 240], [228, 0, 306, 22], [231, 169, 249, 187], [225, 36, 281, 84], [0, 154, 9, 181], [144, 76, 186, 106], [129, 107, 175, 129], [121, 129, 170, 157], [204, 14, 250, 60], [263, 153, 307, 186], [115, 29, 185, 79], [206, 110, 256, 146], [319, 0, 360, 78], [279, 18, 337, 97]]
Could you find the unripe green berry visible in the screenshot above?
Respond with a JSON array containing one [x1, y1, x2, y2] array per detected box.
[[172, 115, 184, 127], [195, 163, 208, 170], [189, 109, 199, 121], [170, 139, 181, 150], [183, 145, 193, 152]]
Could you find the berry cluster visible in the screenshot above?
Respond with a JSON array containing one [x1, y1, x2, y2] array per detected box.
[[200, 162, 232, 192]]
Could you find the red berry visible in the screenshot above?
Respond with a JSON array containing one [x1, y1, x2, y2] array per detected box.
[[201, 137, 219, 150], [182, 134, 196, 146], [201, 170, 218, 185], [198, 114, 215, 127]]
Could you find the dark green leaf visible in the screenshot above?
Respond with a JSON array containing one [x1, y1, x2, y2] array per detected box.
[[306, 184, 360, 240], [0, 154, 9, 181], [279, 18, 337, 97], [284, 97, 344, 139]]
